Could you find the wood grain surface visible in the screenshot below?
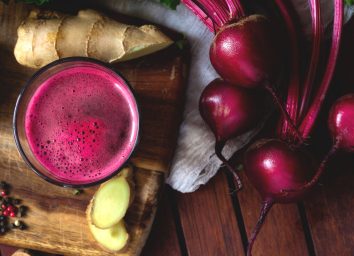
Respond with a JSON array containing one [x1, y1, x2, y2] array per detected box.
[[0, 1, 188, 255], [237, 171, 309, 256], [304, 154, 354, 256], [177, 171, 245, 256]]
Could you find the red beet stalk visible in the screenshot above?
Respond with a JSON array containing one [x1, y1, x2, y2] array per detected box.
[[224, 0, 245, 19], [181, 0, 215, 31], [181, 0, 245, 32], [299, 0, 344, 139], [275, 0, 301, 141], [298, 0, 323, 119]]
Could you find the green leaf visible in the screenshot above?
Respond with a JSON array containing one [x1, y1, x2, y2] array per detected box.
[[345, 0, 354, 6], [159, 0, 180, 10]]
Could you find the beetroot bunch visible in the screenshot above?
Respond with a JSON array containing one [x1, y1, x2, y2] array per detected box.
[[181, 0, 348, 255]]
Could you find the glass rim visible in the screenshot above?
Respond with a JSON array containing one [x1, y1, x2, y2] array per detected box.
[[13, 57, 141, 188]]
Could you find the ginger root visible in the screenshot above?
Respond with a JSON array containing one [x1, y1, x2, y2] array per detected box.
[[14, 9, 173, 68], [87, 166, 134, 229], [87, 207, 129, 252], [88, 218, 129, 252], [86, 166, 133, 251]]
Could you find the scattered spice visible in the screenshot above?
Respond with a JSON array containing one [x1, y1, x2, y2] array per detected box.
[[0, 181, 28, 234], [18, 205, 27, 217], [0, 227, 7, 235], [13, 199, 21, 205], [19, 222, 26, 230], [14, 219, 21, 227]]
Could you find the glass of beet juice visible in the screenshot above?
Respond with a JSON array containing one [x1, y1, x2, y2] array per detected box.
[[13, 58, 140, 188]]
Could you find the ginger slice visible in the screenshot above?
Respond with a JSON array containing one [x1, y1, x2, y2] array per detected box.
[[88, 166, 133, 229], [87, 201, 129, 252], [88, 219, 129, 252]]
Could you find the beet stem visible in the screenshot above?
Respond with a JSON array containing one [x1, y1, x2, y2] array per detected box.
[[284, 142, 339, 193], [182, 0, 245, 32], [224, 0, 245, 18], [198, 0, 226, 29], [265, 84, 304, 143], [299, 0, 343, 139], [299, 0, 322, 119], [215, 142, 242, 190], [181, 0, 215, 31], [210, 0, 232, 25], [247, 200, 274, 256], [275, 0, 301, 140]]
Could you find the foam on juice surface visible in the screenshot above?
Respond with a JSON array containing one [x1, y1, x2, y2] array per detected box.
[[25, 66, 138, 184]]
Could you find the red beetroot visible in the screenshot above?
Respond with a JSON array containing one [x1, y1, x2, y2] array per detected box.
[[287, 93, 354, 194], [210, 15, 281, 88], [200, 79, 263, 142], [328, 94, 354, 152], [200, 79, 264, 189], [244, 94, 353, 256], [244, 139, 316, 256], [209, 14, 302, 141], [244, 139, 314, 203]]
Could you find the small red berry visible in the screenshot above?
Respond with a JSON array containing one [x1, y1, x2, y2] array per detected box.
[[1, 204, 6, 210], [6, 206, 14, 212], [9, 212, 15, 218], [1, 191, 7, 197], [3, 210, 9, 216]]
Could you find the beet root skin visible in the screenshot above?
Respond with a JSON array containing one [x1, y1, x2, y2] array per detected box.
[[199, 78, 264, 142], [328, 93, 354, 152], [209, 15, 282, 88], [244, 139, 316, 203]]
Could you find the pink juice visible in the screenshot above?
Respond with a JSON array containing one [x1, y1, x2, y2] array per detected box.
[[24, 65, 139, 184]]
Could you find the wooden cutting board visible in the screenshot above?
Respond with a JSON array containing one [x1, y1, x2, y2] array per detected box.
[[0, 1, 188, 255]]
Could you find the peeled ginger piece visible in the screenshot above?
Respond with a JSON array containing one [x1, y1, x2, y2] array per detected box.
[[88, 166, 133, 229], [14, 9, 173, 68], [86, 166, 134, 251], [88, 220, 129, 252]]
